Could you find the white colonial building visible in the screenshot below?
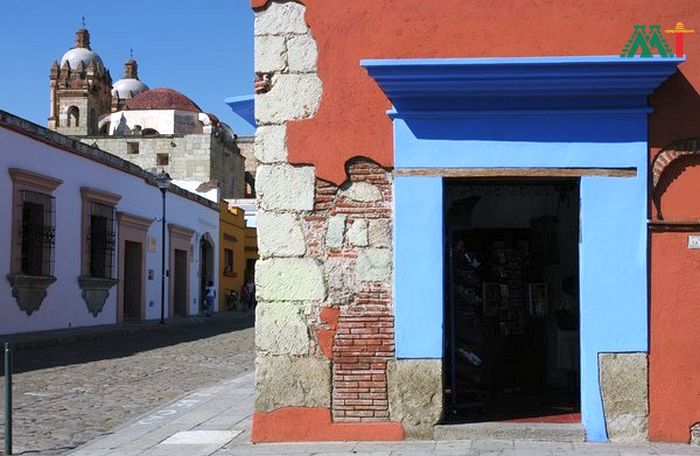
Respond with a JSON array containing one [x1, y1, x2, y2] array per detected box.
[[0, 110, 219, 335]]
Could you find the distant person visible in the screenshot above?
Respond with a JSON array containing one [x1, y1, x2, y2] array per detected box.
[[205, 280, 216, 317], [242, 280, 256, 311]]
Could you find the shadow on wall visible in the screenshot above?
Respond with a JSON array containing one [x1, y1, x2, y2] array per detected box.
[[650, 71, 700, 151], [654, 154, 700, 220]]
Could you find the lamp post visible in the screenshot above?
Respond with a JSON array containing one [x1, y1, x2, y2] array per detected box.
[[155, 171, 172, 324]]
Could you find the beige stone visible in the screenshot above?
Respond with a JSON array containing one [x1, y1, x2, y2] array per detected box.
[[255, 355, 331, 412], [325, 215, 346, 248], [388, 359, 442, 439], [324, 256, 356, 306], [254, 1, 308, 36], [340, 181, 383, 202], [254, 125, 287, 164], [255, 302, 309, 355], [256, 258, 325, 301], [257, 164, 315, 211], [368, 219, 392, 248], [256, 73, 322, 125], [599, 352, 648, 443], [254, 35, 287, 73], [356, 248, 392, 282], [287, 33, 317, 73], [347, 219, 369, 247], [257, 211, 305, 258]]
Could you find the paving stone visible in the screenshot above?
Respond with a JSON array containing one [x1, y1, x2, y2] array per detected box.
[[2, 315, 254, 455]]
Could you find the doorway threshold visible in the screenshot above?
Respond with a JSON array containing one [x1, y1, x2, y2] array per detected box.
[[434, 421, 585, 442]]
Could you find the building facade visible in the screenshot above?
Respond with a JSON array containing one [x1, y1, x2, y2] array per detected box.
[[219, 201, 258, 311], [1, 110, 219, 335], [49, 27, 247, 199], [250, 0, 700, 445]]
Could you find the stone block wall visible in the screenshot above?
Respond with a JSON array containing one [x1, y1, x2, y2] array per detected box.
[[79, 133, 245, 198], [252, 0, 404, 441]]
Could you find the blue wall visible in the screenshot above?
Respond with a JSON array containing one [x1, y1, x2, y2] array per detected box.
[[392, 113, 648, 441]]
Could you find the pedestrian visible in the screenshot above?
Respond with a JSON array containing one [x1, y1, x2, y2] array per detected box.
[[205, 280, 216, 317]]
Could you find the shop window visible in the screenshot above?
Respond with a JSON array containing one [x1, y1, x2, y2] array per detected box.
[[157, 153, 169, 166], [7, 168, 63, 315], [127, 142, 139, 154], [224, 248, 235, 276]]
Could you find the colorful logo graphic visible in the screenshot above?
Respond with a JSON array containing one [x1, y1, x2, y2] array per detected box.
[[620, 23, 694, 58]]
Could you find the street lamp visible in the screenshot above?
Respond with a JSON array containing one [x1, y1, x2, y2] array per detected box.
[[155, 171, 172, 324]]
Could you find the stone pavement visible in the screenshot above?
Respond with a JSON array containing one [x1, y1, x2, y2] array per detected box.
[[0, 313, 254, 455], [69, 370, 700, 456]]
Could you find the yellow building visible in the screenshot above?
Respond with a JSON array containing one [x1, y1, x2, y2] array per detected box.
[[219, 201, 256, 311]]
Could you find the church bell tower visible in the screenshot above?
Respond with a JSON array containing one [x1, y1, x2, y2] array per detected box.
[[49, 26, 112, 136]]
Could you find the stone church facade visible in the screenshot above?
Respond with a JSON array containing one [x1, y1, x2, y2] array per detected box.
[[48, 27, 249, 199]]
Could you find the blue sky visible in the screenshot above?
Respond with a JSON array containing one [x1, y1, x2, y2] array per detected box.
[[0, 0, 255, 135]]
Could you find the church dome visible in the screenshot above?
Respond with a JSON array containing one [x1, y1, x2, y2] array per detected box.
[[60, 47, 104, 70], [112, 78, 149, 99], [125, 88, 202, 112]]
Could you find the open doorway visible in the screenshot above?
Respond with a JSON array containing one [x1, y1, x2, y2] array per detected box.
[[123, 241, 143, 320], [199, 235, 214, 313], [444, 179, 580, 424], [173, 249, 188, 316]]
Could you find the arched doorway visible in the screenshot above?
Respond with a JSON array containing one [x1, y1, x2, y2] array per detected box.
[[200, 233, 215, 313]]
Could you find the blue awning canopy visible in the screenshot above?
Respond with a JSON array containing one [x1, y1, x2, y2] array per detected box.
[[224, 94, 255, 127], [362, 56, 684, 118]]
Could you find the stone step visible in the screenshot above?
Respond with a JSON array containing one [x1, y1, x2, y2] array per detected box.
[[434, 421, 585, 442]]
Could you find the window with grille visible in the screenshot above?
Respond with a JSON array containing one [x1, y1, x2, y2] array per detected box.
[[18, 190, 55, 276], [87, 202, 116, 279]]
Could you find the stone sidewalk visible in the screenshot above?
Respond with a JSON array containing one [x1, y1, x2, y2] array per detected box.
[[68, 372, 700, 456]]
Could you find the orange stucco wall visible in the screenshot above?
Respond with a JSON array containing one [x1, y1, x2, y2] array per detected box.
[[252, 407, 404, 442], [253, 0, 700, 184], [649, 160, 700, 443], [650, 229, 700, 442]]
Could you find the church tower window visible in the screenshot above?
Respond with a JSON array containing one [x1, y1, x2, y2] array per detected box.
[[67, 106, 80, 127]]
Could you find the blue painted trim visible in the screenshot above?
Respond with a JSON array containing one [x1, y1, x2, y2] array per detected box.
[[224, 95, 255, 127], [394, 176, 443, 359], [373, 55, 674, 441], [362, 55, 683, 116]]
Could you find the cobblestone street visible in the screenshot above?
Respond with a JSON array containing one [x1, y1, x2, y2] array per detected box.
[[0, 314, 254, 455]]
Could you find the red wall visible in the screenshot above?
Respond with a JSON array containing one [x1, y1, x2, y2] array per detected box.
[[253, 0, 700, 184], [650, 229, 700, 442], [253, 0, 700, 442], [650, 160, 700, 442]]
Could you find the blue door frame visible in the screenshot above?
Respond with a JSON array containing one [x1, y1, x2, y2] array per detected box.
[[363, 56, 682, 441]]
